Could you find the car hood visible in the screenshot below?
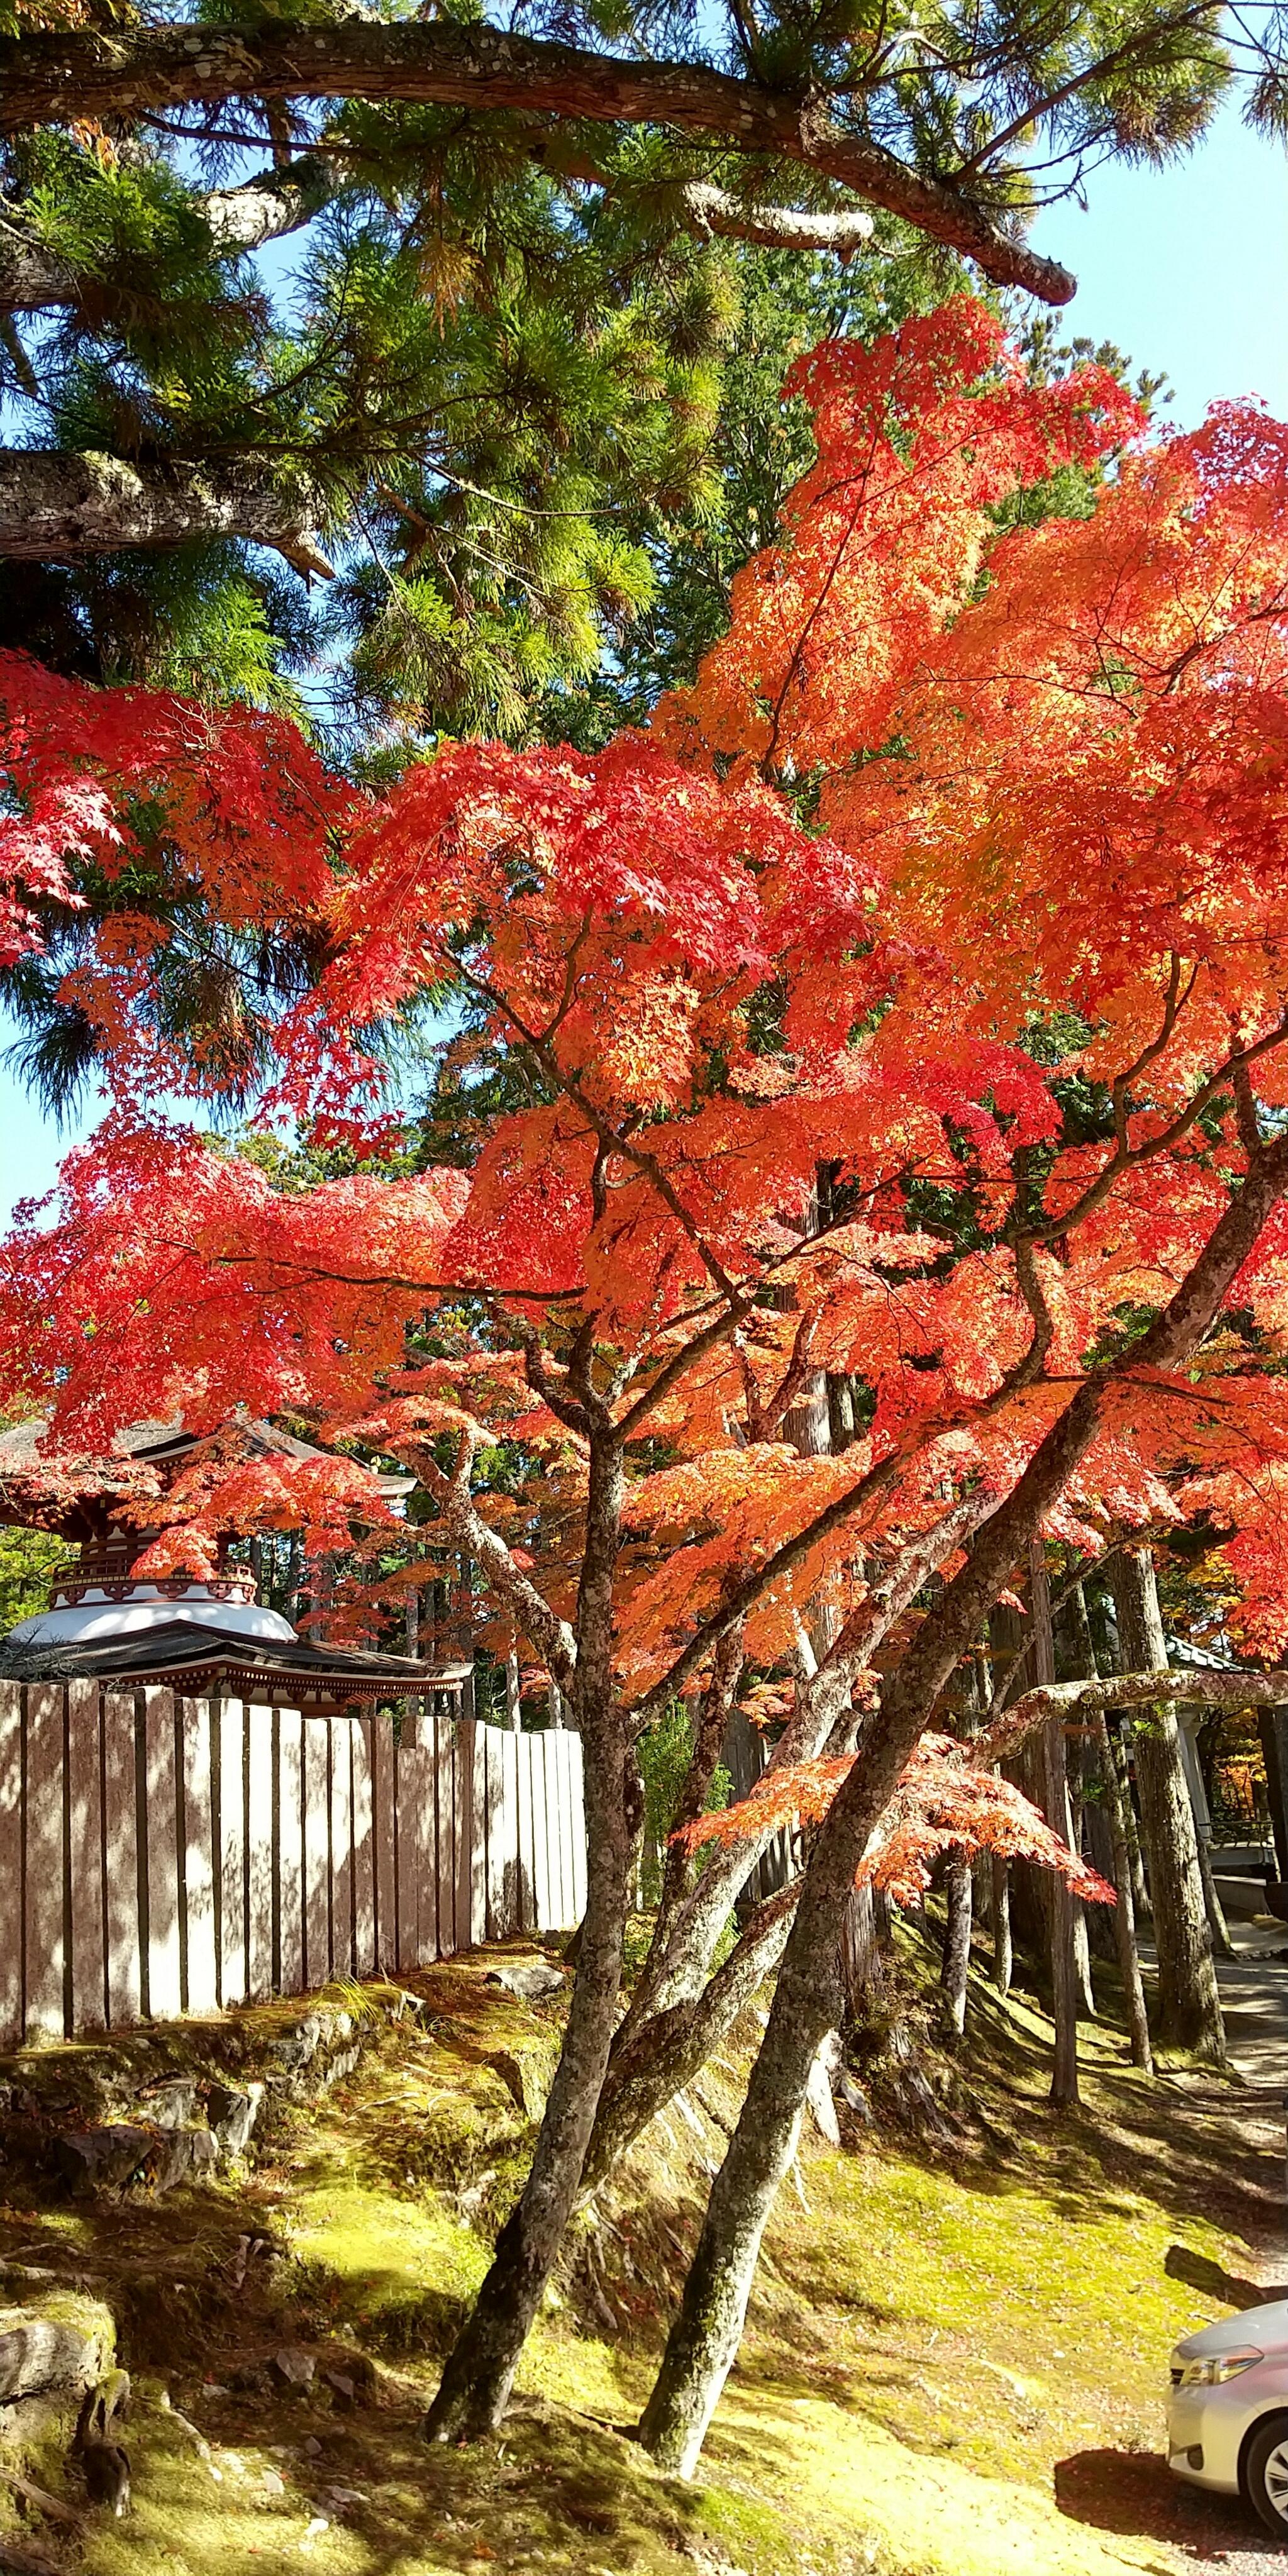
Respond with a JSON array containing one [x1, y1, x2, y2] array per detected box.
[[1174, 2300, 1288, 2362]]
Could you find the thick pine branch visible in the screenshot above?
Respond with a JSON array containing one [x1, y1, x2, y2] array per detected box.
[[0, 21, 1076, 303], [0, 448, 335, 573], [0, 155, 333, 314]]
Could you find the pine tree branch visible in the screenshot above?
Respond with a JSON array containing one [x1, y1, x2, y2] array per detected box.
[[0, 155, 333, 314], [0, 447, 335, 575], [667, 179, 876, 255], [0, 21, 1076, 304]]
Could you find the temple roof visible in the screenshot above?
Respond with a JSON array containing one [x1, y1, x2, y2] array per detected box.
[[0, 1616, 463, 1702]]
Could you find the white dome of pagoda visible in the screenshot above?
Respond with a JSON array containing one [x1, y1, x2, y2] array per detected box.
[[8, 1576, 297, 1652]]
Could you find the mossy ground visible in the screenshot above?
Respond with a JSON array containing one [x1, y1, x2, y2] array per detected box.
[[0, 1935, 1279, 2576]]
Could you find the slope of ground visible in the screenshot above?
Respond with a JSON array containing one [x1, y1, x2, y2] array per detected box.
[[0, 1929, 1280, 2576]]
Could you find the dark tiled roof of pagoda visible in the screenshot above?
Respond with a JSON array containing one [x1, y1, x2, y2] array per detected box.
[[0, 1618, 462, 1697]]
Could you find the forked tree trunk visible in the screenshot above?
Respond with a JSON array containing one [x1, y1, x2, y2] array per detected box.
[[1108, 1548, 1224, 2063], [637, 1151, 1287, 2477], [424, 1436, 630, 2440]]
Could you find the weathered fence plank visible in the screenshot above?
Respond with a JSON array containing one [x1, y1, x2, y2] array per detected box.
[[179, 1697, 218, 2016], [567, 1732, 588, 1923], [331, 1723, 353, 1979], [303, 1718, 330, 1989], [0, 1684, 22, 2047], [103, 1690, 140, 2029], [352, 1717, 375, 1977], [25, 1683, 65, 2039], [143, 1686, 182, 2023], [67, 1677, 106, 2035], [372, 1713, 396, 1974], [217, 1697, 245, 2008], [277, 1708, 304, 1997], [246, 1704, 274, 2002], [395, 1728, 420, 1974], [433, 1711, 455, 1958], [3, 1688, 584, 2041]]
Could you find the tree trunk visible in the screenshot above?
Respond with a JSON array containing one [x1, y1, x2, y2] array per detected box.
[[424, 1435, 629, 2440], [1194, 1824, 1235, 1960], [1064, 1581, 1152, 2073], [1030, 1541, 1079, 2107], [1092, 1709, 1154, 2074], [991, 1862, 1013, 1993], [939, 1852, 972, 2036], [638, 1146, 1288, 2473], [0, 448, 333, 575], [1108, 1548, 1224, 2063]]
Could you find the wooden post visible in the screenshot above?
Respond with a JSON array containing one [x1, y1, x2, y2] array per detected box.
[[303, 1716, 330, 1988], [331, 1722, 353, 1979], [67, 1677, 106, 2034], [506, 1649, 521, 1733], [277, 1708, 304, 1996], [352, 1716, 376, 1977], [0, 1684, 22, 2046], [372, 1713, 396, 1974], [143, 1685, 181, 2023], [217, 1697, 246, 2009], [180, 1697, 218, 2016], [245, 1703, 274, 2002], [103, 1690, 141, 2028]]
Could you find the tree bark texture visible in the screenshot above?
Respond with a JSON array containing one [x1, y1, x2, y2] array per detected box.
[[636, 1146, 1288, 2473], [938, 1853, 972, 2037], [1108, 1547, 1224, 2063], [0, 21, 1077, 304], [0, 448, 333, 573], [1029, 1541, 1079, 2106], [991, 1861, 1013, 1994], [1092, 1708, 1154, 2073], [424, 1434, 630, 2440]]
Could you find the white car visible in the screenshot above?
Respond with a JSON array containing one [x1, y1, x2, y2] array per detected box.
[[1169, 2299, 1288, 2539]]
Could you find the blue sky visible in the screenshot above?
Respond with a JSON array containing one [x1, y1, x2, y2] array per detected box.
[[2, 101, 1285, 1226]]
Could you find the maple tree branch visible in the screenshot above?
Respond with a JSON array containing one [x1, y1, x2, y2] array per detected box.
[[1023, 1008, 1288, 1248], [636, 1128, 1288, 1723], [976, 1662, 1288, 1770], [406, 1432, 577, 1685], [0, 23, 1077, 304], [456, 960, 744, 1307], [492, 1306, 591, 1437]]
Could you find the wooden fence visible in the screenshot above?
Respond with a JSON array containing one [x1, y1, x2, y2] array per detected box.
[[0, 1682, 587, 2048]]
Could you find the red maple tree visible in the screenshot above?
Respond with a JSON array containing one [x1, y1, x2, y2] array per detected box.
[[3, 298, 1288, 2460]]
